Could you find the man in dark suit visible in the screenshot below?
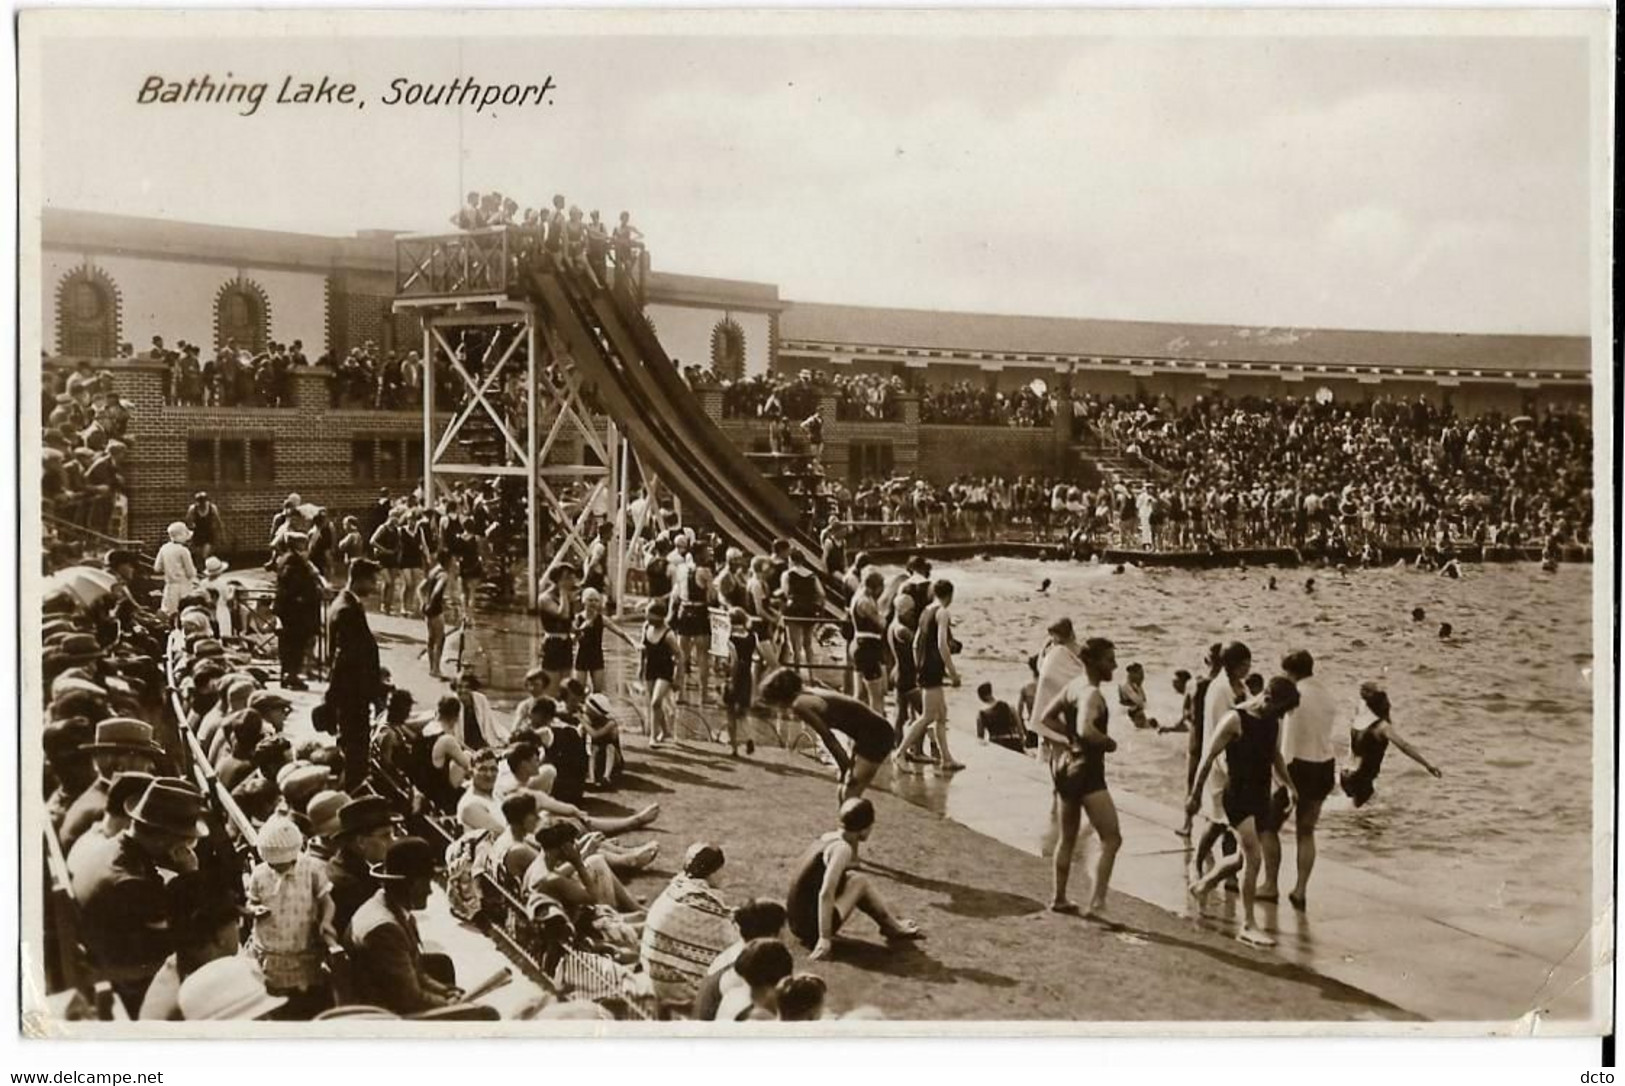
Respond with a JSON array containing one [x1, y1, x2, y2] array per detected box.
[[325, 558, 383, 791], [275, 532, 325, 691], [345, 837, 460, 1014]]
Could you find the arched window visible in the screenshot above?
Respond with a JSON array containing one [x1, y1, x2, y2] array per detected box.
[[55, 265, 121, 359], [214, 278, 270, 353], [710, 317, 746, 381]]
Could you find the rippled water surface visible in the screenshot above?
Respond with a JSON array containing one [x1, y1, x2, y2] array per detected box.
[[929, 558, 1596, 942]]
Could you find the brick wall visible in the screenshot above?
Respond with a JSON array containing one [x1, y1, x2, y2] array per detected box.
[[327, 269, 423, 360]]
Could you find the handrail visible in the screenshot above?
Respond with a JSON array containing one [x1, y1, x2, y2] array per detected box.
[[166, 655, 259, 844]]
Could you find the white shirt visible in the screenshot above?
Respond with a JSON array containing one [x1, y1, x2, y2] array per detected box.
[[1281, 675, 1337, 763], [457, 789, 504, 834]]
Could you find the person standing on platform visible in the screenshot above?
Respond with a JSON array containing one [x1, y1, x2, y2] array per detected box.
[[185, 492, 225, 562], [324, 559, 385, 792]]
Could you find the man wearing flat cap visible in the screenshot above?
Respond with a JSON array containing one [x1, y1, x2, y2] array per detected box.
[[74, 778, 211, 1014], [59, 718, 166, 853], [344, 837, 460, 1014]]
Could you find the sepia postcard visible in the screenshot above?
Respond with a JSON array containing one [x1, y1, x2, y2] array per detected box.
[[12, 6, 1616, 1044]]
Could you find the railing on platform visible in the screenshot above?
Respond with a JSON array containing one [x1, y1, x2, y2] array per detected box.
[[397, 228, 516, 298]]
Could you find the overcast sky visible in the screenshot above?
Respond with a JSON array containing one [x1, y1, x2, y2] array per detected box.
[[36, 23, 1595, 335]]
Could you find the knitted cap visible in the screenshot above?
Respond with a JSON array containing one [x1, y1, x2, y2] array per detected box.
[[257, 814, 305, 865]]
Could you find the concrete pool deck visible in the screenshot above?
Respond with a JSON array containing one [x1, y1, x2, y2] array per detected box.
[[272, 595, 1601, 1028]]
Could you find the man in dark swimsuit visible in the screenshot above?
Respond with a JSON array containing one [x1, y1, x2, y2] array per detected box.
[[760, 668, 894, 804]]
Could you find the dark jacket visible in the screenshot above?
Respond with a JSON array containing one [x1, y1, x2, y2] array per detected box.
[[326, 589, 381, 712], [345, 891, 452, 1014], [71, 831, 171, 984], [275, 554, 324, 630]]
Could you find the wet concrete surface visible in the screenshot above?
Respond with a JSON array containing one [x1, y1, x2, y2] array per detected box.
[[262, 581, 1599, 1026]]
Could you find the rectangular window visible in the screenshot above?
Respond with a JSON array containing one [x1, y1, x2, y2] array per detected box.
[[250, 439, 275, 484], [404, 439, 424, 483], [848, 441, 895, 484], [187, 439, 215, 484], [351, 438, 375, 483], [377, 439, 401, 483], [219, 439, 247, 484]]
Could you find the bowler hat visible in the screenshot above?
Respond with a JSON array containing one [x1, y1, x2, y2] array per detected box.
[[333, 796, 400, 839], [43, 717, 94, 763], [127, 779, 210, 838], [370, 836, 437, 882], [192, 639, 226, 659], [86, 718, 164, 757]]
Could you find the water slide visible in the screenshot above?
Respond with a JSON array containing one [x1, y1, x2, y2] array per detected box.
[[522, 266, 848, 605]]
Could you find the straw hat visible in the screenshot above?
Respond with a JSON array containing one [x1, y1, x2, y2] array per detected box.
[[86, 718, 165, 758], [178, 957, 287, 1021], [305, 790, 351, 838], [203, 557, 229, 577]]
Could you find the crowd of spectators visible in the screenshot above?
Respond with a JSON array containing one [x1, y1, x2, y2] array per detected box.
[[42, 357, 134, 550], [1066, 393, 1593, 554], [147, 336, 311, 408], [920, 380, 1054, 427]]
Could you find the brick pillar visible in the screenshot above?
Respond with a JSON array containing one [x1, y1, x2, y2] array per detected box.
[[290, 366, 334, 411], [900, 394, 920, 427]]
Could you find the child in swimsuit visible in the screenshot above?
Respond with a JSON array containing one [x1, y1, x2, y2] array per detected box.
[[1117, 663, 1156, 730]]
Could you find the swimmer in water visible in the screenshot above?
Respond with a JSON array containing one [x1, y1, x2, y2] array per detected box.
[[1304, 577, 1316, 594], [1439, 558, 1463, 579], [1112, 564, 1126, 575], [1118, 663, 1155, 730], [1266, 576, 1277, 591], [1186, 675, 1301, 948], [1034, 637, 1123, 921], [760, 668, 895, 804], [1161, 670, 1192, 734], [1411, 607, 1426, 623], [1038, 578, 1052, 594], [1438, 622, 1453, 640], [1338, 682, 1442, 809]]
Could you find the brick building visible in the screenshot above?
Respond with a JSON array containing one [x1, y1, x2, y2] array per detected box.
[[38, 208, 1591, 554]]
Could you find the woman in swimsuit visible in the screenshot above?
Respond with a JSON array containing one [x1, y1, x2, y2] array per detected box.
[[673, 545, 715, 705], [1186, 675, 1301, 947], [723, 607, 762, 757], [760, 667, 895, 804], [1340, 682, 1443, 808], [887, 594, 922, 747], [785, 798, 922, 962], [1033, 637, 1122, 921], [640, 598, 683, 747], [536, 564, 579, 694], [848, 571, 889, 713]]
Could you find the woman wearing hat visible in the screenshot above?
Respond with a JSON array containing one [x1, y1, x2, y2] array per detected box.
[[198, 555, 239, 637], [154, 521, 199, 615]]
